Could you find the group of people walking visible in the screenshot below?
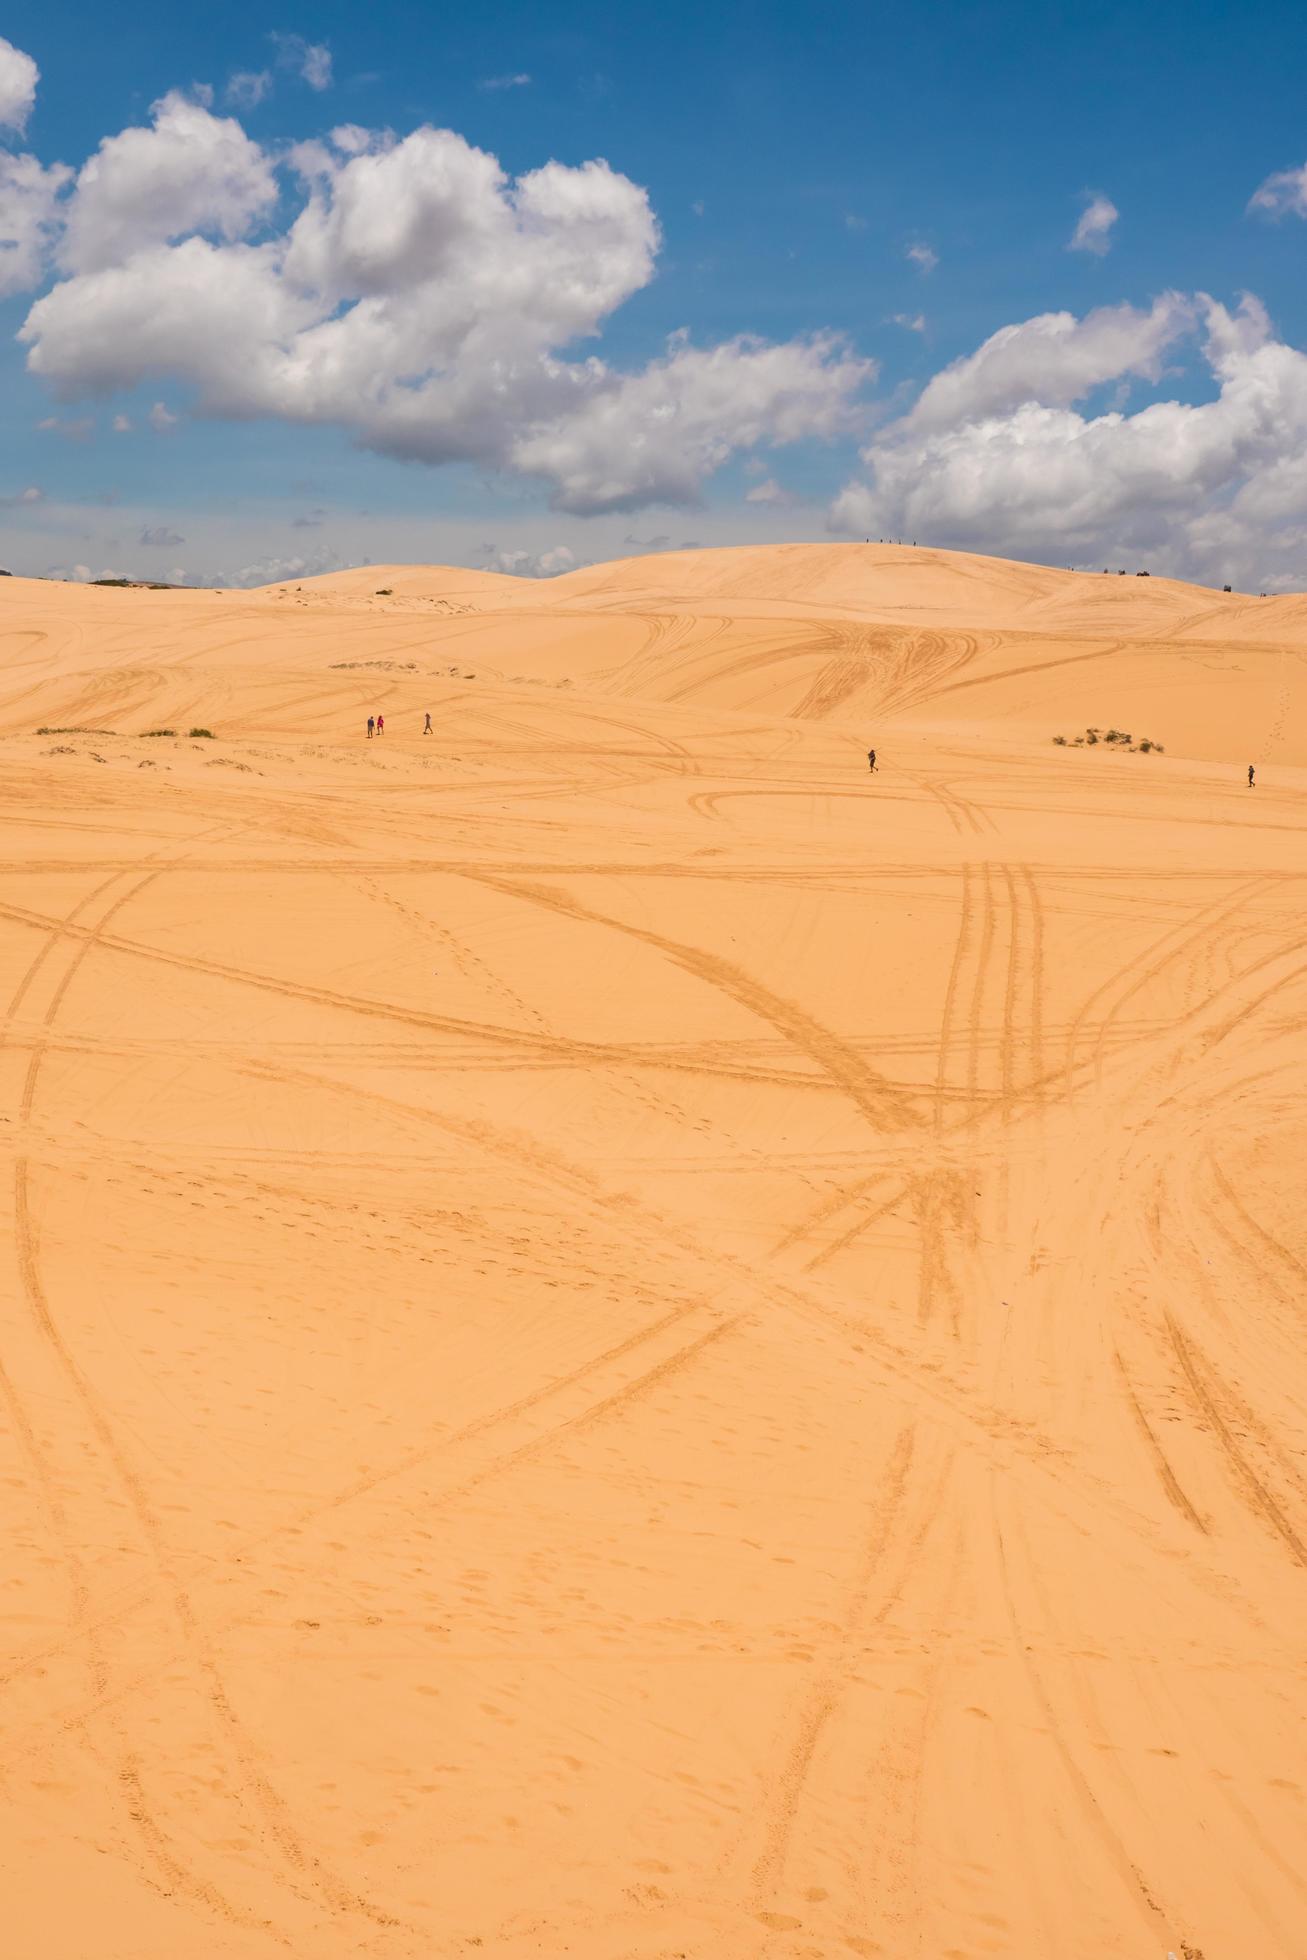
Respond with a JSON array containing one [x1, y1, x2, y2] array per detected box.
[[367, 712, 434, 737]]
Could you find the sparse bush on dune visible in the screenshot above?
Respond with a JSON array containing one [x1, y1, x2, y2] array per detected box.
[[37, 725, 115, 735], [188, 727, 215, 739], [141, 729, 176, 737], [1054, 725, 1163, 753]]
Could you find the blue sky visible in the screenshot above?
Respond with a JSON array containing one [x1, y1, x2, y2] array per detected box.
[[4, 0, 1307, 586]]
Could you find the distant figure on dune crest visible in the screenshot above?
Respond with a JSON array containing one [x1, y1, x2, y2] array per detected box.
[[1248, 764, 1255, 787], [367, 715, 374, 739], [377, 713, 385, 736], [423, 712, 432, 734], [867, 747, 877, 773]]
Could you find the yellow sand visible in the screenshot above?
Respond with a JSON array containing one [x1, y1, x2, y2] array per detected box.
[[1, 543, 1304, 1958]]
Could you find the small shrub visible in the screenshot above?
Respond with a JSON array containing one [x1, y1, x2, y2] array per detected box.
[[375, 587, 393, 596], [1086, 731, 1098, 744], [37, 725, 114, 735], [188, 727, 215, 739], [1138, 739, 1153, 753], [1052, 734, 1067, 745], [141, 729, 176, 737]]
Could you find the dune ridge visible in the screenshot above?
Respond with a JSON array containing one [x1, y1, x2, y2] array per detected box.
[[1, 541, 1304, 1958]]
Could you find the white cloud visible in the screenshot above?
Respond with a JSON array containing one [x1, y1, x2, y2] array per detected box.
[[167, 566, 188, 583], [0, 35, 38, 133], [0, 483, 43, 505], [0, 151, 72, 297], [57, 91, 277, 274], [38, 413, 93, 439], [890, 312, 926, 333], [906, 241, 938, 274], [829, 291, 1307, 587], [148, 401, 179, 431], [511, 332, 870, 513], [903, 295, 1190, 434], [745, 477, 786, 504], [1249, 161, 1307, 218], [484, 542, 576, 575], [1069, 192, 1118, 255], [272, 34, 332, 91], [139, 524, 184, 546], [479, 73, 531, 91], [20, 111, 868, 513], [112, 412, 132, 431], [226, 544, 351, 586], [227, 70, 272, 110]]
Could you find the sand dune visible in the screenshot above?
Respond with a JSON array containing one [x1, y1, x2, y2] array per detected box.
[[1, 543, 1304, 1957]]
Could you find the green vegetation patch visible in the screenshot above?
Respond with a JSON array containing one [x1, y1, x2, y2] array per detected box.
[[188, 727, 215, 739]]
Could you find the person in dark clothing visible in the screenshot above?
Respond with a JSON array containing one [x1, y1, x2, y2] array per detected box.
[[367, 715, 375, 739], [423, 712, 433, 734], [867, 748, 877, 773], [1248, 764, 1255, 787]]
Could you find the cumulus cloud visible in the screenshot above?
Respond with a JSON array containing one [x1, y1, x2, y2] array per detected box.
[[745, 477, 787, 503], [512, 331, 869, 513], [0, 149, 71, 297], [226, 544, 351, 587], [890, 312, 926, 333], [479, 73, 531, 91], [484, 543, 576, 576], [903, 296, 1190, 433], [148, 401, 179, 431], [18, 109, 869, 512], [1249, 161, 1307, 218], [1069, 193, 1118, 255], [906, 241, 937, 274], [829, 291, 1307, 587], [0, 35, 38, 133], [139, 524, 184, 546], [272, 34, 332, 91], [0, 483, 43, 505], [57, 91, 277, 273], [112, 412, 132, 431]]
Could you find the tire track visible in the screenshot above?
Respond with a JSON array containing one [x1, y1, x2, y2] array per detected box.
[[6, 846, 409, 1938]]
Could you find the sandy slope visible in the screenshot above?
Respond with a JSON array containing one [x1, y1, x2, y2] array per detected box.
[[0, 543, 1304, 1959]]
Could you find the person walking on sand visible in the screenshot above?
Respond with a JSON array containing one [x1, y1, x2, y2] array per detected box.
[[376, 712, 385, 736], [423, 712, 432, 734], [867, 747, 877, 773], [1248, 764, 1256, 787], [367, 715, 374, 739]]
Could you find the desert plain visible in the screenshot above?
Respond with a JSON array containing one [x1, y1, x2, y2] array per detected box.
[[0, 541, 1304, 1958]]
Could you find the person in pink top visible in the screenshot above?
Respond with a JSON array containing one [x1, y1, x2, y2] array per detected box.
[[376, 712, 385, 735]]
